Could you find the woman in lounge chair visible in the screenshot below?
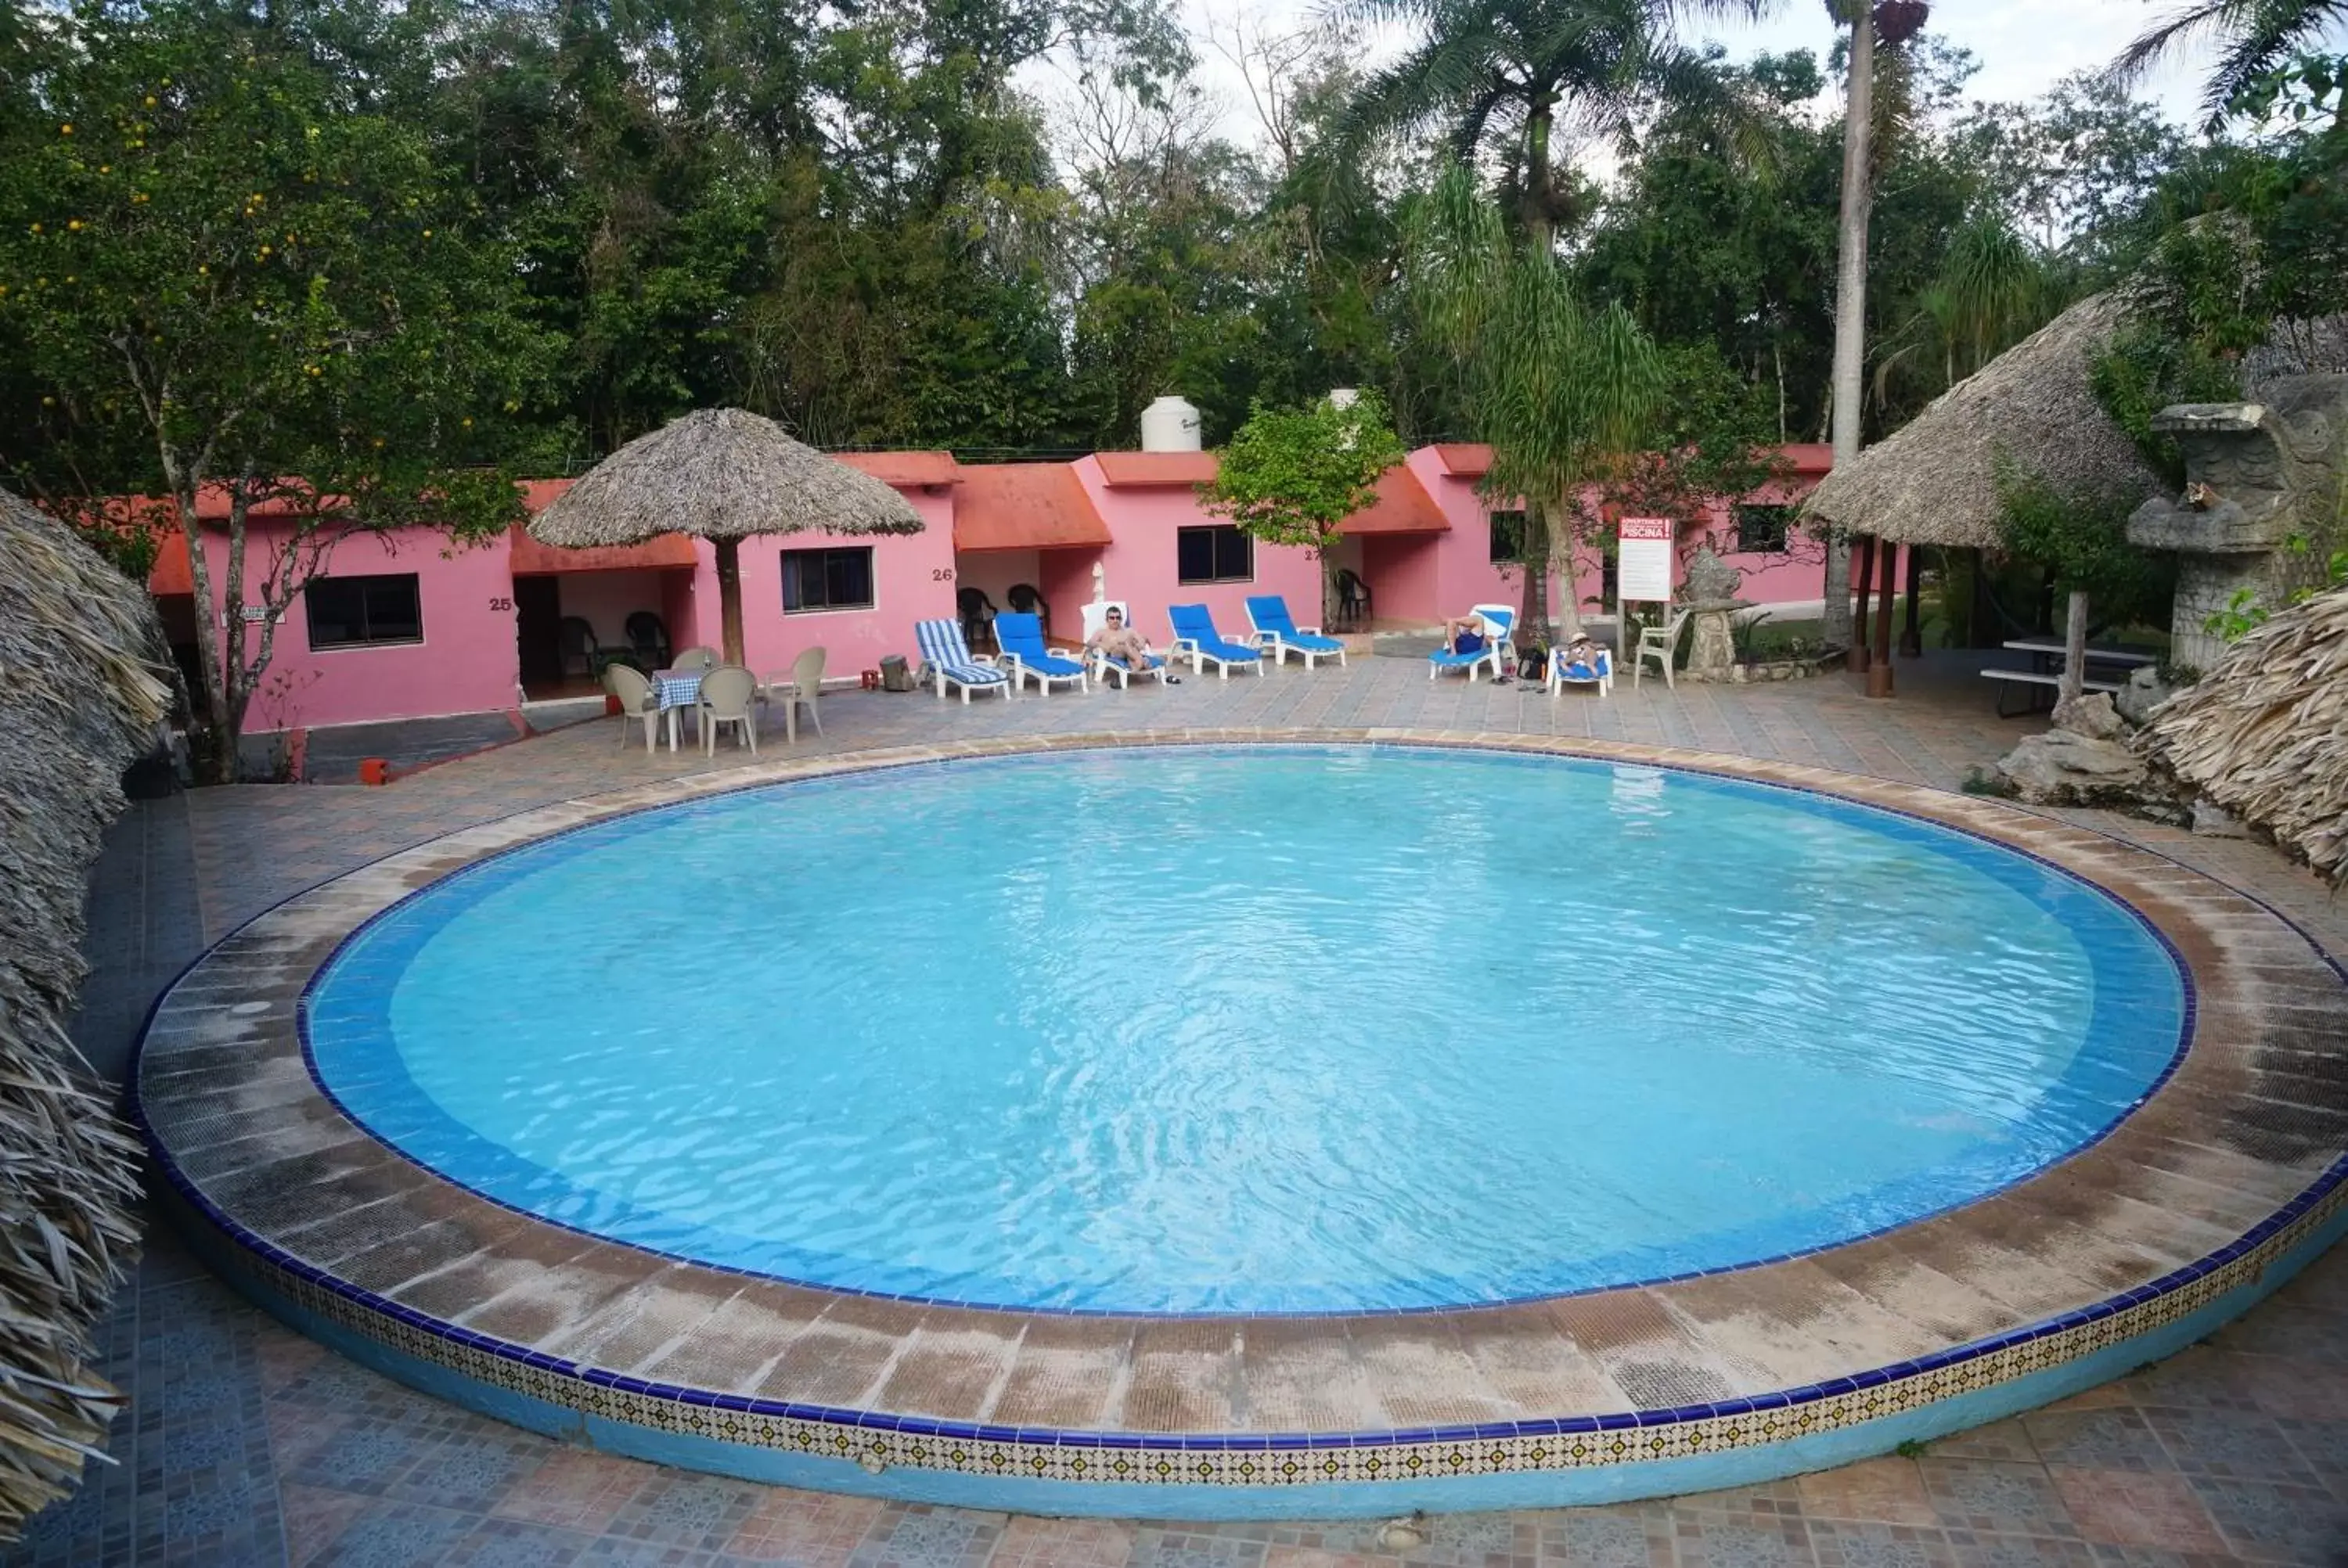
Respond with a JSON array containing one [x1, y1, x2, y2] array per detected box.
[[1086, 606, 1179, 683]]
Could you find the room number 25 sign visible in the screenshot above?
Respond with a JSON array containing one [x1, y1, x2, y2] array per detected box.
[[1617, 517, 1674, 603]]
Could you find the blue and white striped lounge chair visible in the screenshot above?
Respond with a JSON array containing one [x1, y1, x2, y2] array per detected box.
[[1080, 600, 1171, 688], [913, 618, 1014, 703], [1547, 640, 1614, 697], [1428, 607, 1514, 682], [1168, 604, 1266, 679], [993, 612, 1088, 696], [1244, 595, 1347, 669]]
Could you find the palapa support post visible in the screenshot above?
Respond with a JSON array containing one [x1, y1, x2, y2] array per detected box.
[[2060, 589, 2088, 707], [1899, 545, 1923, 657], [714, 536, 746, 666], [1867, 538, 1897, 698], [1848, 534, 1874, 673]]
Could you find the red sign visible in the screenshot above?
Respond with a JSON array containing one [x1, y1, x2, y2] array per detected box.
[[1619, 516, 1673, 541]]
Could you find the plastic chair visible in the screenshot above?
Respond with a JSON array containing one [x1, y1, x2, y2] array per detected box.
[[1547, 642, 1615, 697], [1167, 603, 1266, 679], [1633, 610, 1692, 691], [957, 586, 999, 651], [1245, 595, 1346, 669], [760, 646, 827, 742], [624, 610, 672, 671], [603, 664, 661, 755], [558, 616, 601, 678], [1335, 568, 1371, 630], [697, 665, 759, 754], [993, 613, 1088, 696], [1429, 607, 1514, 682], [1006, 582, 1049, 634], [671, 646, 718, 674]]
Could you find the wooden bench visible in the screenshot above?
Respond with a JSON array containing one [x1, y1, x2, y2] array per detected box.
[[1981, 667, 2124, 717]]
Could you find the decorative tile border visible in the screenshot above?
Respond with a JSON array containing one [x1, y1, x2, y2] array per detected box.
[[131, 731, 2348, 1510]]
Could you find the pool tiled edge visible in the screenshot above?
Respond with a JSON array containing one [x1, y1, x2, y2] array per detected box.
[[131, 732, 2348, 1519]]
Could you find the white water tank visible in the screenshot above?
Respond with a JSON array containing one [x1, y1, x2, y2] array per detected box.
[[1140, 396, 1202, 452], [1327, 387, 1359, 411]]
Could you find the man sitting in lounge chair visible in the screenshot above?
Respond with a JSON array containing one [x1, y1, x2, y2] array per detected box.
[[1086, 606, 1179, 683], [1441, 613, 1489, 653]]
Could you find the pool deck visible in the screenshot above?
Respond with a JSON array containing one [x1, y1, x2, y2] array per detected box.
[[22, 651, 2348, 1564]]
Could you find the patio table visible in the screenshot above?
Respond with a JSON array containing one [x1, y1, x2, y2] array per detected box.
[[652, 668, 704, 751]]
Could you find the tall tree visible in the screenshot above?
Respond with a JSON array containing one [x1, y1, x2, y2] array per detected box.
[[0, 0, 552, 778], [1408, 167, 1662, 642]]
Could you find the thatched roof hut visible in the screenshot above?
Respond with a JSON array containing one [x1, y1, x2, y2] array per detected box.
[[1802, 292, 2165, 545], [0, 491, 170, 1539], [530, 408, 924, 664], [2139, 585, 2348, 886]]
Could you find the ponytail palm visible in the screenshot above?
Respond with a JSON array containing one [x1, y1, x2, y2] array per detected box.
[[1408, 167, 1663, 640]]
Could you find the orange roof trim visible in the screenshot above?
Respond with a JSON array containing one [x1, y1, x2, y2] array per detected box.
[[834, 451, 959, 487], [1341, 465, 1450, 535], [1093, 451, 1219, 486], [1430, 444, 1493, 479], [953, 464, 1111, 552], [509, 524, 700, 574]]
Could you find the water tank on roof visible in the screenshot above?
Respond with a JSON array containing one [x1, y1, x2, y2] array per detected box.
[[1140, 396, 1202, 453]]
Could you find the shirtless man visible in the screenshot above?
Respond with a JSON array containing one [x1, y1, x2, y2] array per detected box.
[[1086, 606, 1165, 678]]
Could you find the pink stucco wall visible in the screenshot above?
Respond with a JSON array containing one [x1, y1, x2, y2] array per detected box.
[[194, 520, 520, 732], [686, 486, 959, 680], [1034, 548, 1105, 642], [1073, 457, 1323, 646]]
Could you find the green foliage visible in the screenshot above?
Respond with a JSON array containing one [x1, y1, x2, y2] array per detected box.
[[2088, 324, 2245, 488], [0, 0, 554, 771], [2202, 537, 2348, 641], [1201, 393, 1406, 556], [1408, 165, 1662, 634], [1995, 467, 2174, 630]]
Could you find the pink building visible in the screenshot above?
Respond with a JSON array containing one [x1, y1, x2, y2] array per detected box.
[[144, 438, 1833, 742]]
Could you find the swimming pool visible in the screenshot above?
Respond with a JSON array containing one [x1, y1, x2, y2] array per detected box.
[[303, 745, 2187, 1315]]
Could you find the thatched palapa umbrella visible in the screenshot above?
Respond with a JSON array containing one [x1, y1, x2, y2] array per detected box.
[[2140, 586, 2348, 886], [0, 490, 169, 1539], [529, 408, 925, 665], [1801, 292, 2164, 694]]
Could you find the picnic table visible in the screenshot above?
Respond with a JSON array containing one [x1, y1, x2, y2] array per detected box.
[[1981, 639, 2158, 717], [651, 667, 704, 750]]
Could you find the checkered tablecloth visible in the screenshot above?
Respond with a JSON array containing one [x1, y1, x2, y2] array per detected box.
[[652, 670, 704, 711]]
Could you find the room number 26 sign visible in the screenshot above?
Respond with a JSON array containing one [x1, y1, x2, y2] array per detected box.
[[1617, 517, 1675, 603]]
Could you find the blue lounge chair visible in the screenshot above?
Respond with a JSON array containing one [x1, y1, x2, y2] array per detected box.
[[1428, 606, 1514, 682], [993, 611, 1088, 696], [1547, 640, 1614, 697], [913, 618, 1014, 703], [1080, 600, 1170, 688], [1244, 595, 1347, 669], [1168, 603, 1266, 679]]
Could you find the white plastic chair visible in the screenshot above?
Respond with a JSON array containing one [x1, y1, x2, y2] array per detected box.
[[697, 665, 759, 754], [604, 664, 661, 755], [1633, 610, 1691, 691], [1079, 600, 1169, 687], [671, 646, 718, 674], [760, 646, 827, 743]]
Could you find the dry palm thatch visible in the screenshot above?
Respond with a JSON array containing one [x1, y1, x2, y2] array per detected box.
[[529, 408, 924, 664], [1802, 292, 2163, 547], [529, 408, 926, 548], [0, 491, 171, 1540], [2139, 585, 2348, 887]]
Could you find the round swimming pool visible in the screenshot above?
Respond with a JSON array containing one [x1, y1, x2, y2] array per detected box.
[[304, 745, 2187, 1315]]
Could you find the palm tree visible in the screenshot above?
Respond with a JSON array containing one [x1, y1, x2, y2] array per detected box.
[[1341, 0, 1774, 636], [2110, 0, 2348, 127], [1407, 167, 1664, 640], [1341, 0, 1777, 257]]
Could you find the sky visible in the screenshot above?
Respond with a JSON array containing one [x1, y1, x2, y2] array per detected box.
[[1149, 0, 2213, 153]]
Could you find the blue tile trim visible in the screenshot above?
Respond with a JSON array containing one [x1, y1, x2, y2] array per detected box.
[[124, 733, 2348, 1463]]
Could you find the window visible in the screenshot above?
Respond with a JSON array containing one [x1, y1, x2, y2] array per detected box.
[[1176, 525, 1253, 584], [1488, 509, 1525, 564], [1735, 504, 1793, 554], [782, 547, 876, 613], [306, 574, 422, 648]]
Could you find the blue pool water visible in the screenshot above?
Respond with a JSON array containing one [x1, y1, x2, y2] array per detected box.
[[306, 746, 2186, 1314]]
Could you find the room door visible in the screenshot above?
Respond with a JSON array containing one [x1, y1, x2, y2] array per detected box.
[[514, 575, 564, 688]]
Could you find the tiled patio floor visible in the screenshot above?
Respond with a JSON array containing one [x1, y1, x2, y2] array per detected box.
[[23, 652, 2348, 1566]]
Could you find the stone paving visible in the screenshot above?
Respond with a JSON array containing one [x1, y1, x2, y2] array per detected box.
[[20, 651, 2348, 1566]]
